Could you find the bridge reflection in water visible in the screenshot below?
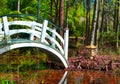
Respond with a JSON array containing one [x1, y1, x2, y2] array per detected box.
[[0, 70, 120, 84]]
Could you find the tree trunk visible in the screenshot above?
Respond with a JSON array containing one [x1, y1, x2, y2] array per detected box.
[[50, 0, 53, 22], [17, 0, 20, 12], [85, 0, 91, 45], [54, 0, 59, 25], [37, 0, 41, 22], [113, 0, 119, 49], [59, 0, 64, 36], [65, 0, 69, 28], [91, 0, 97, 46], [100, 0, 106, 46], [96, 1, 100, 48]]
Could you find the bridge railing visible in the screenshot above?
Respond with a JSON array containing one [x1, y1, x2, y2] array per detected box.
[[0, 15, 69, 60]]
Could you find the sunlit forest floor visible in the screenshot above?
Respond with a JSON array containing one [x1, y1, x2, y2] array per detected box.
[[68, 37, 120, 72]]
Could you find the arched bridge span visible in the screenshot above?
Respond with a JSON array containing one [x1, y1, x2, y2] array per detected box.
[[0, 15, 69, 68]]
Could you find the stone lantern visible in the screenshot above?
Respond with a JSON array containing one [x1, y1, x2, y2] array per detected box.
[[85, 45, 97, 59]]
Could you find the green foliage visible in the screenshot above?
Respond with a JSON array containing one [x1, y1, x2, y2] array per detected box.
[[68, 3, 86, 37], [0, 48, 48, 73], [0, 0, 10, 15], [39, 0, 50, 19], [0, 74, 15, 84], [0, 0, 119, 55], [8, 11, 22, 15]]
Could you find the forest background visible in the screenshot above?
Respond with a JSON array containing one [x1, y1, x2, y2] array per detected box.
[[0, 0, 119, 55]]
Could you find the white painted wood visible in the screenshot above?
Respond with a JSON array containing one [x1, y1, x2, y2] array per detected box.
[[0, 23, 2, 31], [59, 71, 68, 84], [46, 34, 64, 55], [52, 28, 56, 48], [47, 27, 64, 44], [0, 16, 69, 68], [9, 21, 42, 28], [0, 23, 4, 41], [30, 23, 35, 40], [0, 43, 68, 68], [64, 29, 69, 60], [40, 20, 48, 42], [3, 16, 10, 43], [9, 29, 41, 37]]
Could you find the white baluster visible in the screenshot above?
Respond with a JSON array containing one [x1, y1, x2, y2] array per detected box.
[[52, 28, 56, 48], [0, 23, 3, 41], [3, 16, 10, 43], [40, 20, 48, 43], [30, 22, 35, 40], [64, 28, 69, 61]]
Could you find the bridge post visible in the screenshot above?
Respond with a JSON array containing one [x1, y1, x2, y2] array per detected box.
[[2, 16, 10, 43], [52, 28, 56, 48], [0, 24, 2, 32], [0, 23, 3, 41], [40, 20, 48, 42], [30, 22, 35, 40], [64, 28, 69, 61]]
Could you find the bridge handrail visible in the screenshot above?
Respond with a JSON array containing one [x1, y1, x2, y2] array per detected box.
[[45, 32, 64, 54], [46, 27, 64, 44], [0, 16, 69, 60], [8, 20, 64, 54], [6, 28, 64, 55], [0, 15, 69, 68], [0, 14, 65, 32]]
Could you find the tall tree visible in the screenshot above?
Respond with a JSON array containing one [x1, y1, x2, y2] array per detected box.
[[37, 0, 40, 22], [91, 0, 100, 46], [99, 0, 108, 46], [59, 0, 64, 36], [17, 0, 20, 12], [65, 0, 69, 28], [53, 0, 59, 25], [50, 0, 53, 22], [113, 0, 119, 49], [85, 0, 91, 45]]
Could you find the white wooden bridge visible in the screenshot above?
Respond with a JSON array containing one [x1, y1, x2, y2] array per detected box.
[[0, 14, 69, 68]]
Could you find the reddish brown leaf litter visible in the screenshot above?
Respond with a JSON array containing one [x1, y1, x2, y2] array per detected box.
[[68, 50, 120, 71], [68, 56, 120, 71]]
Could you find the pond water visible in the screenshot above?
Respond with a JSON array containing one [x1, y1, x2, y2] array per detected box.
[[0, 69, 120, 84], [0, 47, 120, 84]]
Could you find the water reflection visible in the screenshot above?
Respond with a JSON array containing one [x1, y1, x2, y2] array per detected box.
[[67, 70, 120, 84], [0, 70, 120, 84], [58, 70, 120, 84], [59, 71, 68, 84]]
